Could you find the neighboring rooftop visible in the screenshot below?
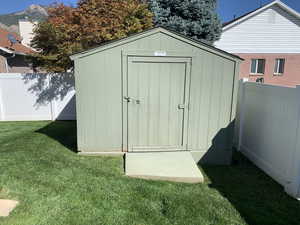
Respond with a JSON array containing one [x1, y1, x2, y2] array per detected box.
[[222, 7, 262, 27], [0, 27, 33, 55], [0, 4, 47, 34]]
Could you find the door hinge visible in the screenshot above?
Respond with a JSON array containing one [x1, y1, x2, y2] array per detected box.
[[178, 104, 190, 110], [178, 104, 185, 109]]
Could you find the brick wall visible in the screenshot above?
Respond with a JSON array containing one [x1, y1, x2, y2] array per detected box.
[[237, 53, 300, 87]]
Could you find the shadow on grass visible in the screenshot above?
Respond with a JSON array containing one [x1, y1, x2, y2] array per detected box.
[[202, 153, 300, 225], [36, 121, 78, 153]]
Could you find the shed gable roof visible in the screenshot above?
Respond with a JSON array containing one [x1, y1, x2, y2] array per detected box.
[[70, 27, 243, 61], [223, 0, 300, 30]]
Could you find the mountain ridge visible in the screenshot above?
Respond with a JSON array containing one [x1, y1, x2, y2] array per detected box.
[[0, 4, 48, 34]]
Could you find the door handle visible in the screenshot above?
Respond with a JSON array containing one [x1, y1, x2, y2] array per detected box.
[[124, 96, 131, 102], [124, 96, 140, 104]]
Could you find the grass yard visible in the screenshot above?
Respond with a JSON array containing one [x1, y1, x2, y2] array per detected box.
[[0, 121, 299, 225]]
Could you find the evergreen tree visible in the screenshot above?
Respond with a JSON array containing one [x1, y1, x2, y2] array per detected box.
[[148, 0, 222, 44]]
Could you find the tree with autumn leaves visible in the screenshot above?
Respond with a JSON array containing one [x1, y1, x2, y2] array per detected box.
[[31, 0, 222, 72], [31, 0, 153, 72]]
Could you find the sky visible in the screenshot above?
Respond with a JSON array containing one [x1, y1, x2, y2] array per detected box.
[[218, 0, 300, 22], [0, 0, 300, 22]]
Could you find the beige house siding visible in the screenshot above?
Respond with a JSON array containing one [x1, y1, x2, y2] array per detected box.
[[0, 55, 7, 72]]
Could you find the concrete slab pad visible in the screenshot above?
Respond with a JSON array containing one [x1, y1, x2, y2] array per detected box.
[[0, 199, 19, 217], [125, 151, 204, 183]]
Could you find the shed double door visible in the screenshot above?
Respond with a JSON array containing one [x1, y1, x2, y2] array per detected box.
[[126, 56, 191, 152]]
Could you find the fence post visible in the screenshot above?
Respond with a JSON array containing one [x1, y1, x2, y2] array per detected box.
[[285, 85, 300, 200], [236, 78, 248, 151]]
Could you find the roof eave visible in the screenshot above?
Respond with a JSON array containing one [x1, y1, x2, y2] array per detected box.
[[70, 27, 164, 60], [0, 47, 13, 54], [70, 26, 243, 62], [0, 46, 31, 56], [14, 52, 28, 56]]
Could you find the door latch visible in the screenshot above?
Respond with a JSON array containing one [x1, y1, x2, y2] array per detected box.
[[124, 96, 140, 104], [124, 96, 131, 102]]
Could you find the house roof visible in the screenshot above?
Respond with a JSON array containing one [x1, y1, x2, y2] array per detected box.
[[70, 26, 243, 61], [0, 27, 33, 55], [222, 7, 262, 27], [223, 0, 300, 30]]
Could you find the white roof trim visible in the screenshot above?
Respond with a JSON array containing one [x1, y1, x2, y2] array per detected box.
[[70, 27, 243, 62], [70, 27, 164, 60], [223, 0, 300, 30], [0, 47, 13, 54], [0, 47, 28, 56]]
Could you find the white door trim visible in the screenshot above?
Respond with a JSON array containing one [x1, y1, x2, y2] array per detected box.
[[122, 51, 193, 152]]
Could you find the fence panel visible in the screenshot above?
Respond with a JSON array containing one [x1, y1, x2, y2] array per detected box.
[[238, 82, 300, 199], [0, 73, 76, 121]]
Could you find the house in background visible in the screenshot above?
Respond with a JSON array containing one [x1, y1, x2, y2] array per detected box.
[[0, 27, 34, 73], [215, 0, 300, 87]]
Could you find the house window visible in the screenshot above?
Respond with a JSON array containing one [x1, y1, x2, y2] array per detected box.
[[251, 59, 265, 74], [274, 58, 285, 75]]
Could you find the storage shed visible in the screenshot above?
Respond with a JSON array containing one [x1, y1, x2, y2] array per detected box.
[[70, 27, 242, 165]]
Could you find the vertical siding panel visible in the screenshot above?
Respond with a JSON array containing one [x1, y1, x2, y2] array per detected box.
[[199, 53, 214, 149], [219, 60, 235, 131], [94, 53, 107, 148], [74, 59, 84, 150], [156, 63, 161, 145], [89, 55, 98, 150], [206, 58, 221, 148], [159, 62, 169, 145], [76, 48, 123, 152], [136, 63, 141, 145], [188, 52, 203, 149]]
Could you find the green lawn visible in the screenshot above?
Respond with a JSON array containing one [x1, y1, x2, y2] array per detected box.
[[0, 121, 299, 225]]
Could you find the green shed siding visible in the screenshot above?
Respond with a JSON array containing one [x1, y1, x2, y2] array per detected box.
[[73, 28, 241, 164], [75, 51, 123, 152]]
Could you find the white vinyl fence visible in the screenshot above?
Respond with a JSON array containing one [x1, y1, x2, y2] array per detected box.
[[0, 73, 76, 121], [237, 80, 300, 199]]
